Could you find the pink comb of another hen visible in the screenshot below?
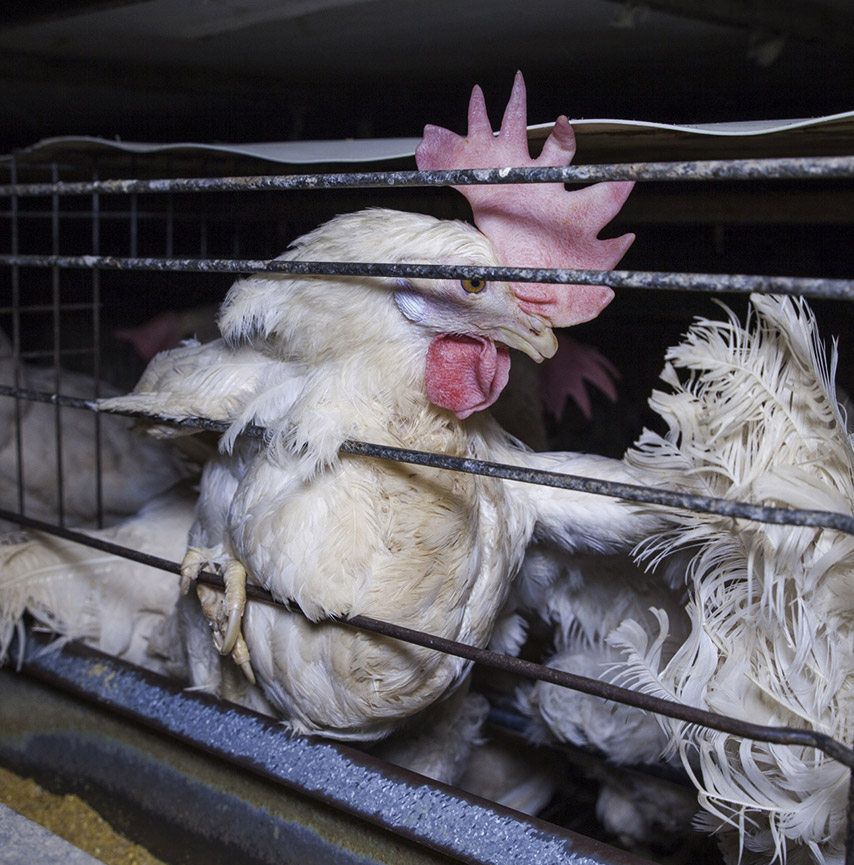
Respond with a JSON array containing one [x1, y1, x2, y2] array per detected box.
[[416, 71, 635, 328], [541, 333, 620, 420]]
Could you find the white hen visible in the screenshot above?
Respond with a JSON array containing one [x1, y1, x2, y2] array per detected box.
[[0, 330, 193, 527], [0, 482, 194, 674], [101, 207, 660, 742], [98, 76, 662, 744]]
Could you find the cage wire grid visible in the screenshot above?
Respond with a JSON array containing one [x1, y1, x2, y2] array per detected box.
[[2, 151, 854, 863]]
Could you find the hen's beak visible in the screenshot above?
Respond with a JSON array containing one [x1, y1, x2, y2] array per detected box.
[[494, 313, 558, 363]]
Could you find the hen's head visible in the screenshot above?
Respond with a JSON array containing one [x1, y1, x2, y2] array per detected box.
[[218, 74, 634, 422], [382, 211, 559, 418], [218, 208, 560, 419]]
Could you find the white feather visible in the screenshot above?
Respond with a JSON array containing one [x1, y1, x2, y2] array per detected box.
[[0, 483, 194, 675], [0, 338, 193, 526], [620, 294, 854, 864]]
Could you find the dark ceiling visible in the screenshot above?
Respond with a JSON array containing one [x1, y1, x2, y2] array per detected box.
[[1, 0, 853, 155]]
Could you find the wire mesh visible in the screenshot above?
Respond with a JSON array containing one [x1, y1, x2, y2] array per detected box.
[[1, 147, 854, 863]]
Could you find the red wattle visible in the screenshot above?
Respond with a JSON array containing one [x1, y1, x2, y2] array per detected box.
[[425, 334, 510, 419]]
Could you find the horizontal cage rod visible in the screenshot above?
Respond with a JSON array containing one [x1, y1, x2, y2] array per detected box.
[[0, 302, 99, 315], [12, 347, 96, 362], [1, 155, 853, 197], [3, 504, 854, 772], [2, 253, 853, 300], [3, 383, 853, 536], [0, 209, 216, 219]]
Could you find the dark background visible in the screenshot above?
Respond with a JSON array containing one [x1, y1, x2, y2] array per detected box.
[[2, 0, 853, 153]]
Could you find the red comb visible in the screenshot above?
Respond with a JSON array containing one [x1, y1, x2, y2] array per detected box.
[[416, 71, 635, 328]]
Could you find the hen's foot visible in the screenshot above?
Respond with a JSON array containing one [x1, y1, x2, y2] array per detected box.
[[180, 545, 210, 594], [184, 547, 255, 684]]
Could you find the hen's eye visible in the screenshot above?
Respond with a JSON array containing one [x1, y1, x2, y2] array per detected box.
[[461, 277, 486, 294]]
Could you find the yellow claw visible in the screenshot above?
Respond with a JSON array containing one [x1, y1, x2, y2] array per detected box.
[[180, 546, 209, 595], [190, 556, 253, 680], [220, 559, 247, 656], [231, 633, 256, 685]]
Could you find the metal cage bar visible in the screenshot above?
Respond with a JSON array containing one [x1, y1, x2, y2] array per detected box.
[[1, 155, 853, 199], [1, 147, 853, 863], [49, 162, 65, 526], [7, 155, 24, 517], [90, 166, 104, 527], [1, 254, 853, 301]]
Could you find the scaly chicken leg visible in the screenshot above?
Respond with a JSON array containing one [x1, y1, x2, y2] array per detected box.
[[181, 546, 255, 683]]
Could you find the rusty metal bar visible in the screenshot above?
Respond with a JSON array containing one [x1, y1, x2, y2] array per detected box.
[[1, 253, 852, 301], [2, 384, 854, 536], [90, 166, 105, 528], [339, 439, 854, 535], [2, 504, 853, 774], [50, 162, 65, 527], [1, 156, 853, 198], [8, 155, 25, 517]]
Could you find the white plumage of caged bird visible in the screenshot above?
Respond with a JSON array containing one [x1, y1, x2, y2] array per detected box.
[[93, 74, 661, 749], [0, 329, 195, 528], [0, 482, 194, 671], [591, 293, 854, 865], [511, 545, 698, 846], [98, 206, 662, 745]]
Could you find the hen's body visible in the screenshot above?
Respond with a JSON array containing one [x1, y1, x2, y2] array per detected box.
[[189, 412, 537, 738], [102, 209, 659, 741]]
